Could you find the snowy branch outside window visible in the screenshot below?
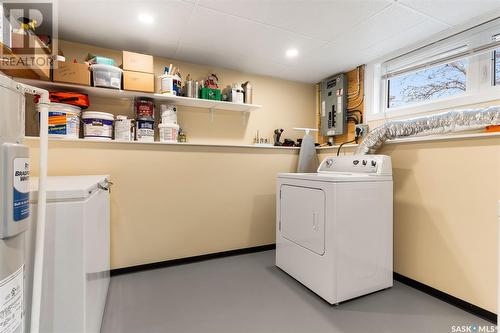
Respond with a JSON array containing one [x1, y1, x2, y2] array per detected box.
[[387, 59, 467, 108], [494, 49, 500, 86]]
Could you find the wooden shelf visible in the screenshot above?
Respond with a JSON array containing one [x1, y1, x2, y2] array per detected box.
[[16, 78, 262, 113]]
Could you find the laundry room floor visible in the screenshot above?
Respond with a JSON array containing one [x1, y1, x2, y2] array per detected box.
[[101, 250, 492, 333]]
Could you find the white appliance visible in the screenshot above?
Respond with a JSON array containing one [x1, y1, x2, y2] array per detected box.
[[0, 73, 50, 333], [0, 74, 29, 333], [27, 176, 111, 333], [276, 155, 393, 304]]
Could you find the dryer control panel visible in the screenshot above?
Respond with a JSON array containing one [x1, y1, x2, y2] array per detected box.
[[318, 155, 392, 176]]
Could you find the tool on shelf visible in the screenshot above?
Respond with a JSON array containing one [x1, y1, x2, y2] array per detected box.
[[274, 128, 284, 146]]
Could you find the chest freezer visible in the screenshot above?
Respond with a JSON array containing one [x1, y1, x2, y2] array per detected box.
[[26, 175, 111, 333]]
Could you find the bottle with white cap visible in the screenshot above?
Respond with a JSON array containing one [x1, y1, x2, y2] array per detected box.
[[114, 115, 133, 141]]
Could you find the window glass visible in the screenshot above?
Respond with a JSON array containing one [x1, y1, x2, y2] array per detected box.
[[387, 59, 467, 108], [494, 49, 500, 85]]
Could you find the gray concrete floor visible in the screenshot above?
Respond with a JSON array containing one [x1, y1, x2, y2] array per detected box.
[[101, 250, 493, 333]]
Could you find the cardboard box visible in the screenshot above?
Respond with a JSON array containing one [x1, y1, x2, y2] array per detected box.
[[122, 51, 153, 73], [0, 6, 12, 48], [52, 61, 90, 86], [2, 33, 51, 80], [123, 70, 154, 92]]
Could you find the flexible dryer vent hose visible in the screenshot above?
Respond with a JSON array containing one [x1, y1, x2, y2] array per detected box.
[[355, 106, 500, 155]]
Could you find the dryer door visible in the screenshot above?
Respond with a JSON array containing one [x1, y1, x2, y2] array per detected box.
[[279, 185, 325, 255]]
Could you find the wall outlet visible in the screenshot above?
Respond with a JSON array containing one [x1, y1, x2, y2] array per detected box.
[[355, 124, 369, 138]]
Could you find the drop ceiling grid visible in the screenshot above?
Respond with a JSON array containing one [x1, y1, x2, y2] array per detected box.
[[172, 0, 200, 58], [193, 0, 394, 42], [281, 3, 446, 79], [171, 0, 459, 81], [398, 0, 500, 26], [173, 5, 329, 68], [56, 0, 500, 83]]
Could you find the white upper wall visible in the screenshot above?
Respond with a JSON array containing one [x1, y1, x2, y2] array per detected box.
[[57, 0, 500, 83]]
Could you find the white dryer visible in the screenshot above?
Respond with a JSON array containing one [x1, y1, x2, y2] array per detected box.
[[276, 155, 393, 304]]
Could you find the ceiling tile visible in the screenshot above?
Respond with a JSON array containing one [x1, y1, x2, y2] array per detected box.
[[296, 42, 373, 82], [175, 42, 294, 80], [176, 6, 327, 66], [197, 0, 392, 42], [58, 0, 194, 57], [400, 0, 500, 26], [330, 4, 430, 49], [55, 0, 500, 83], [362, 18, 450, 60]]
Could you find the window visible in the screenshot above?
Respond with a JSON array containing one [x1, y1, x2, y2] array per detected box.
[[494, 49, 500, 86], [387, 59, 467, 108], [366, 17, 500, 121]]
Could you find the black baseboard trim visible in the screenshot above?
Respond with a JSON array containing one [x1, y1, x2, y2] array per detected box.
[[394, 273, 497, 324], [111, 244, 276, 277]]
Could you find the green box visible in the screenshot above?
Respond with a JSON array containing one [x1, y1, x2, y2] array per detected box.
[[200, 87, 221, 101]]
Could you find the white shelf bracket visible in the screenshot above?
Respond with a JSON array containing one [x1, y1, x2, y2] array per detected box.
[[209, 108, 215, 122], [242, 111, 250, 126]]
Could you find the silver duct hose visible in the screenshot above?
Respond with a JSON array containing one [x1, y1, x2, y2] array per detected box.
[[355, 106, 500, 155]]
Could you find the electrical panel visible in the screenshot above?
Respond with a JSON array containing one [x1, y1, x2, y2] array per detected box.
[[320, 73, 347, 136]]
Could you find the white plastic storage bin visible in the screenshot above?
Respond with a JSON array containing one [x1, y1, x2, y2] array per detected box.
[[26, 176, 111, 333], [90, 64, 122, 89]]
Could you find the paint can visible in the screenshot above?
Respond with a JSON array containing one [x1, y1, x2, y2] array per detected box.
[[114, 115, 134, 141], [158, 123, 179, 143], [41, 103, 81, 139], [134, 97, 154, 120], [81, 111, 114, 140], [136, 119, 155, 142]]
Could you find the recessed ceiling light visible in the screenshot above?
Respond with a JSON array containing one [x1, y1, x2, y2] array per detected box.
[[286, 48, 299, 58], [138, 13, 154, 25]]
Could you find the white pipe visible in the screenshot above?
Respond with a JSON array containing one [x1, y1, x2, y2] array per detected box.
[[19, 84, 49, 333], [30, 104, 47, 333]]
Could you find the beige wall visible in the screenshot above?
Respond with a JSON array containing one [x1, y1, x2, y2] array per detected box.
[[385, 137, 499, 313], [26, 139, 299, 269], [53, 40, 316, 145], [24, 40, 316, 270], [24, 39, 500, 314], [320, 135, 500, 313]]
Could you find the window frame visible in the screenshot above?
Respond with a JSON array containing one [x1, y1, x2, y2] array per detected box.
[[385, 57, 471, 110], [366, 18, 500, 122]]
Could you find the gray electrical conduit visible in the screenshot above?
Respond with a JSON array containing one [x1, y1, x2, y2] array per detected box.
[[354, 106, 500, 155]]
